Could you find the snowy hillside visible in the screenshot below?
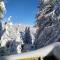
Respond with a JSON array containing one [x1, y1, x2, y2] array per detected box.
[[34, 0, 60, 49]]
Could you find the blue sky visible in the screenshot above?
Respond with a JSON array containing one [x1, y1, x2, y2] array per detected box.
[[5, 0, 37, 25]]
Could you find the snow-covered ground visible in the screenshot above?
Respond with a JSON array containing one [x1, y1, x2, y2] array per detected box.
[[0, 42, 60, 60]]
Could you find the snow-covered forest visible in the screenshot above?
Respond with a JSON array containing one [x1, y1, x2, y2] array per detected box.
[[0, 17, 36, 56], [0, 0, 36, 56], [0, 0, 60, 57], [34, 0, 60, 49]]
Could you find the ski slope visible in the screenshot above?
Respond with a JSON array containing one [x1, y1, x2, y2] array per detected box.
[[0, 42, 60, 60]]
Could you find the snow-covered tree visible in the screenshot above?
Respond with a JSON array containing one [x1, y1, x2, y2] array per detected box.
[[34, 0, 60, 49], [23, 27, 32, 44], [0, 0, 6, 40], [6, 40, 17, 55]]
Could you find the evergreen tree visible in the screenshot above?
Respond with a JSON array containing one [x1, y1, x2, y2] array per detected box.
[[0, 20, 2, 40], [0, 0, 6, 40], [6, 40, 17, 55], [23, 27, 32, 44], [34, 0, 60, 49]]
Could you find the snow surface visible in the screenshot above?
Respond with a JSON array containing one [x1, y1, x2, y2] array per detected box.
[[0, 42, 60, 60]]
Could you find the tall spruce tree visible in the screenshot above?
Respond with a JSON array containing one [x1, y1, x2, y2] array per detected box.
[[24, 27, 32, 44], [34, 0, 60, 49]]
